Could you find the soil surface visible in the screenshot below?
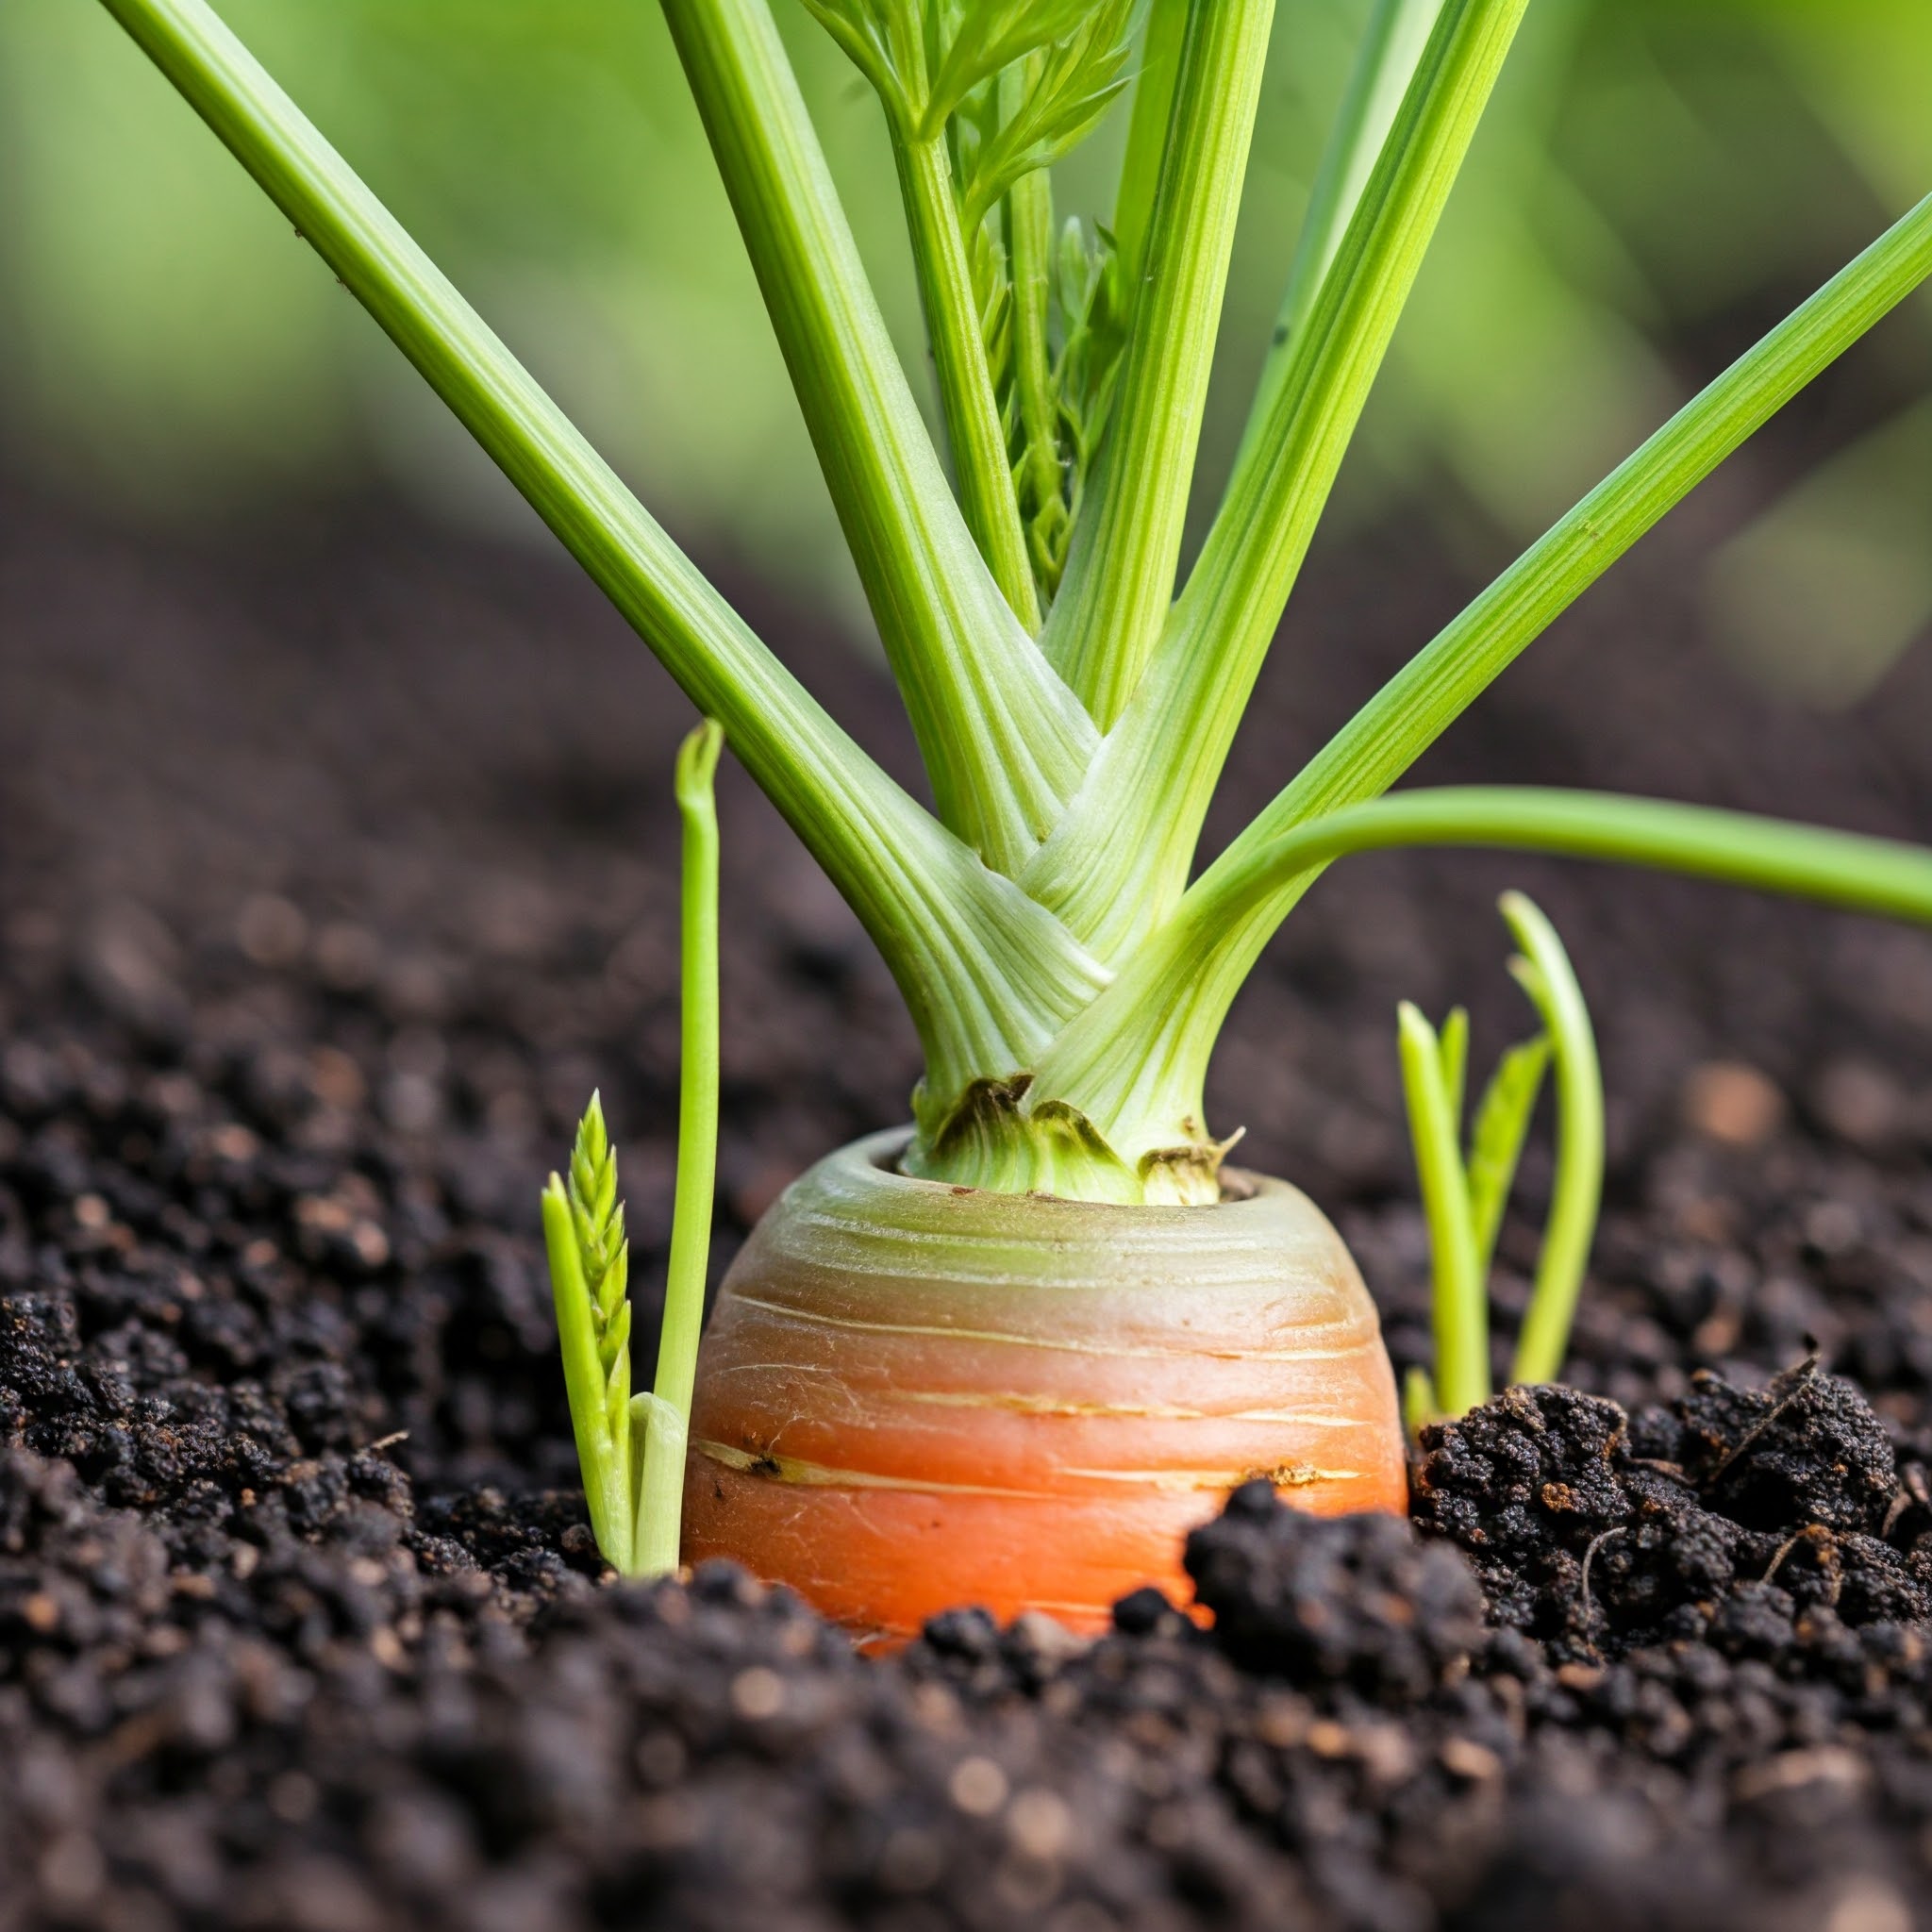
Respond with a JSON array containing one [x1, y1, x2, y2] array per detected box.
[[4, 470, 1932, 1932]]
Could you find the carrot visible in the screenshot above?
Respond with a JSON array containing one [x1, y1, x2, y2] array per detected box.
[[681, 1132, 1404, 1641], [108, 0, 1932, 1652]]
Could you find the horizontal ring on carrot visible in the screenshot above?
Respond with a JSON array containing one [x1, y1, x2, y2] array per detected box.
[[682, 1132, 1405, 1641]]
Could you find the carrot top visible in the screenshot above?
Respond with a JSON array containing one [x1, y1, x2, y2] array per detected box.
[[96, 0, 1932, 1205]]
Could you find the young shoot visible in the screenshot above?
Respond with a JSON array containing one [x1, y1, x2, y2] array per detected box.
[[541, 720, 723, 1576], [1399, 891, 1604, 1433]]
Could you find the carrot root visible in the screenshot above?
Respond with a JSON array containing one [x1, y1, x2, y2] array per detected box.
[[683, 1131, 1407, 1640]]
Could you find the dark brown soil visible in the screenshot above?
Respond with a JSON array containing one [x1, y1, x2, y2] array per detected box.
[[3, 472, 1932, 1931]]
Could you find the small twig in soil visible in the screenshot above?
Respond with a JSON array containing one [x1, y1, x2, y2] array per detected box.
[[1883, 1462, 1930, 1542], [1579, 1525, 1626, 1622], [1761, 1524, 1840, 1606], [1704, 1353, 1819, 1489], [1760, 1526, 1810, 1586]]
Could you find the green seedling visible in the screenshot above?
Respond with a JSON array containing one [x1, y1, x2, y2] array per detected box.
[[541, 720, 722, 1576], [1400, 891, 1603, 1431]]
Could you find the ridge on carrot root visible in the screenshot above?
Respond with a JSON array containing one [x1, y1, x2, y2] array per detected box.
[[541, 720, 722, 1579], [1399, 891, 1606, 1434]]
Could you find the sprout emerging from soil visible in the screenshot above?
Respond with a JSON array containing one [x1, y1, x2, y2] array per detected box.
[[1400, 891, 1604, 1429], [541, 722, 723, 1577]]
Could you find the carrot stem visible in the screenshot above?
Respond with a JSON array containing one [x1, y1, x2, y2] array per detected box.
[[1501, 893, 1605, 1388], [1398, 1004, 1490, 1417], [633, 720, 724, 1578]]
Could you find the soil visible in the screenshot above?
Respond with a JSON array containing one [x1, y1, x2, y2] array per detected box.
[[4, 462, 1932, 1932]]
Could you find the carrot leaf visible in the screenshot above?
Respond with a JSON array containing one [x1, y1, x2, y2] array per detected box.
[[1397, 1001, 1488, 1421], [1465, 1032, 1551, 1282], [543, 1092, 635, 1573], [1501, 892, 1605, 1389]]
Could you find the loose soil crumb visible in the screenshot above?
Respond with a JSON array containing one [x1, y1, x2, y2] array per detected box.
[[1185, 1478, 1484, 1696]]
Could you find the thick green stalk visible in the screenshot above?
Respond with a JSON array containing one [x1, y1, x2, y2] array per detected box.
[[633, 723, 724, 1578], [1027, 180, 1932, 968], [1022, 0, 1528, 952], [1111, 0, 1187, 295], [95, 0, 1108, 1108], [660, 0, 1094, 871], [894, 126, 1041, 630], [1042, 0, 1276, 730], [1501, 892, 1604, 1389], [1231, 0, 1447, 479], [1037, 787, 1932, 1167], [1397, 1004, 1490, 1415]]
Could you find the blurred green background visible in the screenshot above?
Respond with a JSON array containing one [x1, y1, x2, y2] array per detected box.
[[2, 0, 1928, 704]]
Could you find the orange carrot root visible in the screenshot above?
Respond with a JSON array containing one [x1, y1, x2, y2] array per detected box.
[[682, 1134, 1406, 1641]]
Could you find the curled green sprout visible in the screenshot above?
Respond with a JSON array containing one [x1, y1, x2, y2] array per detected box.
[[541, 719, 724, 1576], [1399, 890, 1603, 1431]]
